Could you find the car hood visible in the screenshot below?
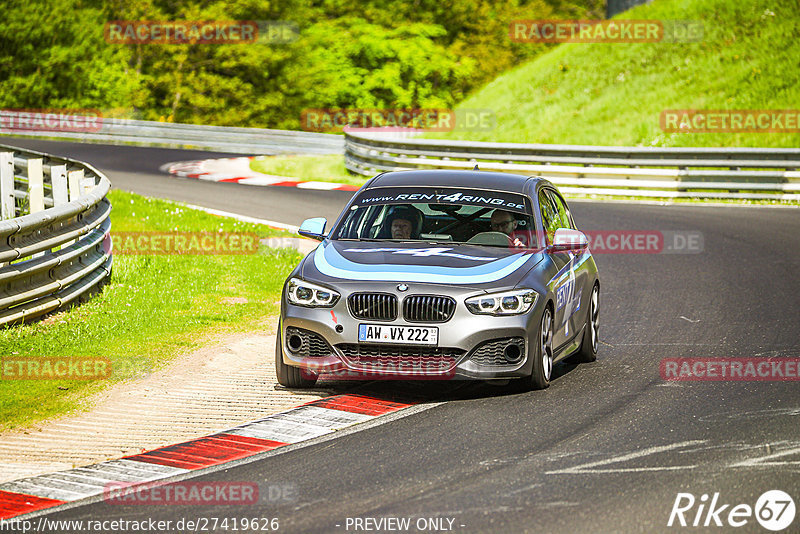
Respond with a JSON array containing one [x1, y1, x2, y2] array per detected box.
[[301, 240, 544, 289]]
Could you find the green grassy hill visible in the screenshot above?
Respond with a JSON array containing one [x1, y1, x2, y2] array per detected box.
[[426, 0, 800, 147]]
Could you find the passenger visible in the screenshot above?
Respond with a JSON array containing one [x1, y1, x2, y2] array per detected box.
[[490, 209, 526, 248], [490, 209, 518, 236]]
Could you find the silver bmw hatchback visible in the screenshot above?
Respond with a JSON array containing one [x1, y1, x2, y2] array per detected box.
[[276, 170, 599, 390]]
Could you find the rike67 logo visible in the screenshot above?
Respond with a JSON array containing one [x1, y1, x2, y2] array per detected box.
[[668, 490, 795, 531]]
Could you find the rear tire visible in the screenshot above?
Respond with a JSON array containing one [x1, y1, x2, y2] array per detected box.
[[570, 283, 599, 363], [275, 324, 317, 388]]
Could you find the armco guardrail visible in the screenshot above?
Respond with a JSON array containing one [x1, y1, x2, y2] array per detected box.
[[344, 131, 800, 201], [0, 143, 112, 326], [0, 111, 343, 155]]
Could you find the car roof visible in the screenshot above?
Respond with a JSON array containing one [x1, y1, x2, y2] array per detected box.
[[367, 170, 548, 194]]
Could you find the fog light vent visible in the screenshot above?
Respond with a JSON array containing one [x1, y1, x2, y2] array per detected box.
[[468, 337, 526, 366], [285, 327, 332, 357]]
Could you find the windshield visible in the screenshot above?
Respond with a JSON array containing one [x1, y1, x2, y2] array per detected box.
[[333, 187, 539, 249]]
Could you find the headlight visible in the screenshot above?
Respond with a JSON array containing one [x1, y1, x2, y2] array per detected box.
[[287, 278, 340, 308], [465, 289, 537, 316]]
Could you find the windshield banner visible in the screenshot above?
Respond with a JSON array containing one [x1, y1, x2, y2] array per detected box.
[[355, 187, 530, 213]]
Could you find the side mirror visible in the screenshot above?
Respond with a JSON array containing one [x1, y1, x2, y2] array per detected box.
[[298, 217, 327, 241], [551, 228, 588, 252]]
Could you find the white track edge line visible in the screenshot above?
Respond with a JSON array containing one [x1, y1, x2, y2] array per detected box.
[[175, 202, 300, 232]]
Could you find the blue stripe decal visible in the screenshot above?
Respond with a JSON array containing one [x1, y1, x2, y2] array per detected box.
[[313, 244, 532, 284], [547, 251, 590, 286]]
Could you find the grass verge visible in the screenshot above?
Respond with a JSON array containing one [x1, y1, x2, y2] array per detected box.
[[250, 154, 367, 187], [0, 189, 303, 431], [425, 0, 800, 148]]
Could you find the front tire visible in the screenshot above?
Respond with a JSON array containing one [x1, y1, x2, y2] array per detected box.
[[518, 305, 554, 391], [275, 324, 317, 388]]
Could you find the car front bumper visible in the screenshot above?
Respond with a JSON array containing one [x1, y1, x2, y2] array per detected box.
[[279, 282, 546, 380]]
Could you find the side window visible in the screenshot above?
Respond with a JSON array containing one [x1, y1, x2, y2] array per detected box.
[[538, 190, 559, 245], [336, 206, 363, 239], [546, 189, 573, 230]]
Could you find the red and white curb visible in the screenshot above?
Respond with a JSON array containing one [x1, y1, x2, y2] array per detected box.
[[162, 157, 359, 191], [0, 394, 412, 520]]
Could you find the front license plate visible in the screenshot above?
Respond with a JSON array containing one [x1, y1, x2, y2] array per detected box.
[[358, 324, 439, 346]]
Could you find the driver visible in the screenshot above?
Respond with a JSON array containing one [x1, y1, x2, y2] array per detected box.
[[391, 218, 413, 239], [385, 205, 423, 240]]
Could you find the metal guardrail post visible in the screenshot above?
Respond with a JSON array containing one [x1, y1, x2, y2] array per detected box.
[[51, 164, 68, 206], [27, 158, 44, 214], [68, 170, 83, 201]]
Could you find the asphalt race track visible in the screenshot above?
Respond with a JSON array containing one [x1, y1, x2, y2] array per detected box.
[[3, 137, 350, 224], [4, 138, 800, 533]]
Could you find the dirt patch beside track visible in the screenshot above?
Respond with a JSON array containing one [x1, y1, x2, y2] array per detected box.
[[0, 318, 331, 483]]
